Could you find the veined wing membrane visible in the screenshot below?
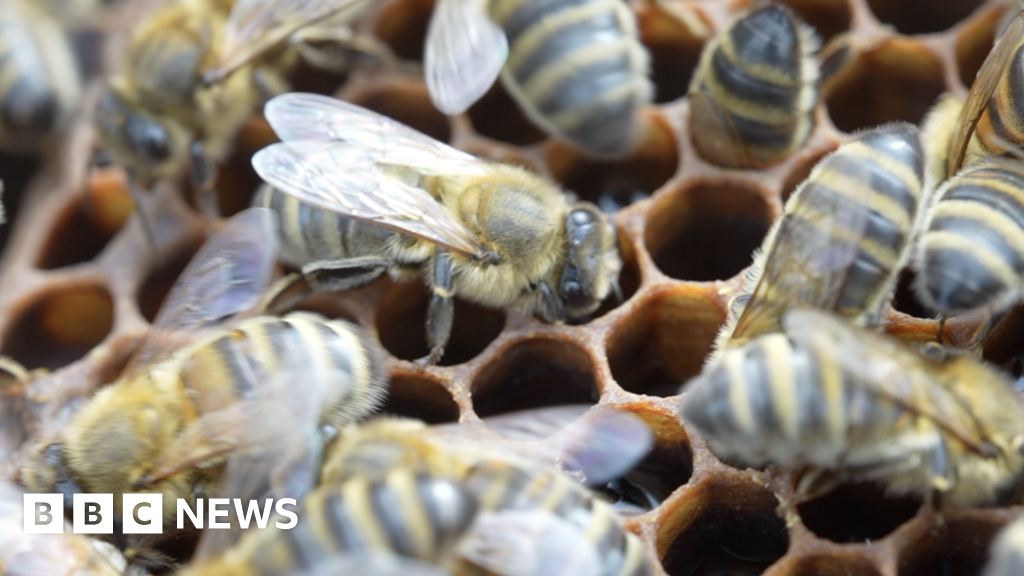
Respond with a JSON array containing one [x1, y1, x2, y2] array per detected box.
[[729, 151, 871, 344], [252, 141, 490, 260], [122, 208, 280, 377], [782, 310, 990, 454], [264, 93, 479, 170], [208, 0, 373, 84], [424, 0, 509, 115]]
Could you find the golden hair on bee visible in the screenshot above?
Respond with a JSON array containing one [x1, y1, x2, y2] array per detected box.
[[711, 123, 927, 360], [684, 309, 1024, 506], [253, 93, 622, 365], [687, 3, 820, 169]]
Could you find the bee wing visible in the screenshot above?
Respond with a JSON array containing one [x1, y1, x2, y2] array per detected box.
[[426, 406, 654, 486], [782, 310, 991, 453], [729, 151, 871, 344], [456, 509, 603, 576], [688, 91, 755, 167], [264, 93, 479, 166], [424, 0, 508, 114], [253, 140, 492, 260], [948, 10, 1024, 177], [208, 0, 373, 84], [122, 208, 280, 378]]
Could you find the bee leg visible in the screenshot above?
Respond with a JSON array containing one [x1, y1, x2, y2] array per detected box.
[[259, 258, 390, 314], [189, 141, 220, 220], [292, 25, 400, 73], [536, 281, 567, 324], [421, 251, 455, 366]]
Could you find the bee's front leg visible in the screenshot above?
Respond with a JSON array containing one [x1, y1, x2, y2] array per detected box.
[[421, 250, 454, 366]]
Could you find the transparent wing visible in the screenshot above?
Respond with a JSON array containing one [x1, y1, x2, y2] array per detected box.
[[191, 358, 359, 561], [207, 0, 373, 84], [782, 310, 990, 453], [424, 0, 508, 114], [122, 208, 281, 377], [253, 141, 492, 260], [264, 93, 479, 167], [948, 10, 1024, 177], [456, 510, 602, 576], [426, 406, 654, 486], [729, 150, 871, 344]]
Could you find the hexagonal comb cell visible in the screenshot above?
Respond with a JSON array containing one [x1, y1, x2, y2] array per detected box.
[[373, 0, 434, 62], [644, 180, 772, 281], [380, 373, 459, 423], [467, 83, 548, 147], [470, 338, 599, 417], [37, 173, 132, 269], [2, 284, 114, 370], [774, 0, 852, 41], [604, 407, 693, 509], [658, 478, 790, 576], [637, 1, 709, 104], [824, 39, 946, 133], [867, 0, 987, 35], [797, 481, 922, 543], [890, 270, 936, 320], [376, 281, 505, 366], [897, 513, 1011, 576], [547, 112, 679, 211], [349, 79, 452, 143], [607, 286, 724, 397], [786, 555, 883, 576]]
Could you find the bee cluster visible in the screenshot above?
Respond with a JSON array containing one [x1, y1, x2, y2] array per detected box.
[[1, 0, 1024, 575]]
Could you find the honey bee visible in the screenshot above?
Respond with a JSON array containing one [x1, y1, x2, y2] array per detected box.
[[913, 159, 1024, 318], [0, 0, 82, 154], [251, 93, 622, 365], [0, 480, 124, 576], [682, 309, 1024, 505], [19, 207, 389, 524], [316, 407, 654, 576], [984, 515, 1024, 576], [423, 0, 653, 157], [687, 4, 820, 169], [712, 123, 927, 358], [928, 10, 1024, 179]]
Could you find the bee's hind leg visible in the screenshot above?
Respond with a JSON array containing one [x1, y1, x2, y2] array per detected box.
[[257, 257, 390, 314], [421, 251, 454, 366]]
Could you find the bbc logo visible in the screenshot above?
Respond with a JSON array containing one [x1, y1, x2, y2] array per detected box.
[[24, 493, 162, 534], [24, 494, 298, 534]]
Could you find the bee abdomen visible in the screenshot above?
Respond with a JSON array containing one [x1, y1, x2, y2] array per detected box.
[[248, 471, 478, 575], [180, 313, 388, 427], [491, 0, 651, 156], [978, 44, 1024, 154], [689, 5, 819, 167], [918, 163, 1024, 314], [253, 184, 393, 266], [681, 333, 909, 467]]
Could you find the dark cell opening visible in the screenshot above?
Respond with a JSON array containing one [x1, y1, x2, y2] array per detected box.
[[956, 8, 1002, 90], [898, 516, 1009, 576], [0, 151, 42, 260], [137, 242, 202, 322], [645, 182, 772, 281], [374, 0, 435, 62], [607, 288, 724, 397], [892, 269, 935, 320], [866, 0, 985, 35], [376, 281, 505, 366], [3, 285, 114, 371], [774, 0, 853, 42], [798, 481, 922, 543], [637, 2, 708, 103], [468, 82, 548, 146], [351, 82, 452, 143], [471, 339, 599, 417], [381, 374, 460, 424]]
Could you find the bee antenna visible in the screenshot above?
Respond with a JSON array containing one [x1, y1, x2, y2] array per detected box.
[[611, 279, 624, 304]]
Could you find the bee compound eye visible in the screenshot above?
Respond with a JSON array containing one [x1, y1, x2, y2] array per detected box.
[[127, 115, 172, 162]]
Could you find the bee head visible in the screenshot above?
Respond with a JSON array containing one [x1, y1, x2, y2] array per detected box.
[[20, 442, 82, 512], [94, 88, 187, 184], [559, 202, 623, 319]]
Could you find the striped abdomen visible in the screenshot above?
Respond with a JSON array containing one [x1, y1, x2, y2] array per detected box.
[[716, 124, 925, 354], [175, 312, 388, 427], [252, 184, 394, 267], [463, 462, 651, 576], [681, 333, 924, 473], [916, 161, 1024, 314], [190, 470, 479, 576], [0, 0, 78, 150], [688, 5, 819, 168], [488, 0, 652, 156], [975, 39, 1024, 156]]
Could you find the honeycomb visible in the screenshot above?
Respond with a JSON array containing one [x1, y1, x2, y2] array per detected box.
[[1, 0, 1023, 574]]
